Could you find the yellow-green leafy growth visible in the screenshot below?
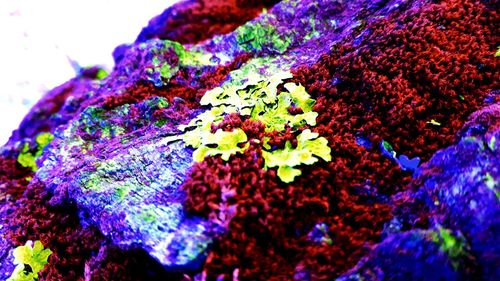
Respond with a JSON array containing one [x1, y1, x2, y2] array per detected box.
[[7, 240, 52, 281], [179, 71, 331, 182], [17, 132, 54, 172], [193, 129, 249, 162], [200, 71, 317, 132], [426, 119, 441, 126], [251, 82, 317, 132], [262, 129, 331, 183]]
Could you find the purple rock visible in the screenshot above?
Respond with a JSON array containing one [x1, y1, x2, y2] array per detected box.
[[36, 97, 217, 271], [411, 104, 500, 280], [336, 229, 471, 281]]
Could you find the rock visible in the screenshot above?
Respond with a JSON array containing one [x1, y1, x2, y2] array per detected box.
[[336, 229, 473, 281], [411, 104, 500, 280], [0, 229, 14, 280], [0, 202, 15, 279], [37, 97, 217, 271], [0, 0, 498, 279]]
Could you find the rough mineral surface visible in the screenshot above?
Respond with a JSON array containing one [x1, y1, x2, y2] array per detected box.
[[0, 0, 498, 280]]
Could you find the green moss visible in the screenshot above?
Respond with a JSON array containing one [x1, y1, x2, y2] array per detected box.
[[429, 226, 470, 269], [84, 173, 104, 192], [95, 68, 109, 80], [236, 13, 292, 54], [488, 136, 496, 151], [381, 140, 396, 159], [7, 240, 52, 281], [154, 119, 168, 127], [17, 132, 54, 172], [484, 172, 499, 200], [115, 185, 131, 201], [156, 98, 169, 109], [83, 159, 124, 192], [151, 40, 213, 84], [303, 18, 320, 41], [160, 63, 176, 79], [164, 40, 212, 67], [152, 56, 160, 67], [141, 208, 158, 223]]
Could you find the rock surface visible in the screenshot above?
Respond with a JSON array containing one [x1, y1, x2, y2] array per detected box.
[[0, 0, 498, 280]]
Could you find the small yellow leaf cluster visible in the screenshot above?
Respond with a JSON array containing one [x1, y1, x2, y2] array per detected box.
[[179, 71, 331, 182]]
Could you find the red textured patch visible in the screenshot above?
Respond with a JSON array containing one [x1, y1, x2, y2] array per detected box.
[[138, 0, 280, 44], [5, 179, 104, 281], [294, 0, 498, 161], [0, 157, 32, 200], [101, 53, 253, 110]]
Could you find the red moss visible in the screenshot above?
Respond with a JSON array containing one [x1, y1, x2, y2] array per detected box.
[[5, 179, 104, 280], [137, 0, 280, 44], [211, 113, 245, 133], [294, 0, 498, 161], [0, 157, 32, 200], [101, 53, 253, 110], [4, 174, 180, 281]]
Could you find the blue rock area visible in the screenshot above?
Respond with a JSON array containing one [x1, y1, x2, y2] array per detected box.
[[338, 104, 499, 281], [36, 97, 217, 271]]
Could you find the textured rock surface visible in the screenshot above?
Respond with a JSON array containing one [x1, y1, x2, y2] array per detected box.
[[35, 96, 216, 270], [411, 104, 500, 280], [0, 224, 15, 280], [336, 229, 472, 281], [0, 0, 498, 280]]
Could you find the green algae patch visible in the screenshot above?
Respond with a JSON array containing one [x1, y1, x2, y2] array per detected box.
[[236, 12, 293, 54], [484, 172, 499, 201], [17, 132, 54, 172], [78, 96, 169, 141], [95, 68, 109, 80], [145, 40, 215, 87], [429, 226, 471, 270]]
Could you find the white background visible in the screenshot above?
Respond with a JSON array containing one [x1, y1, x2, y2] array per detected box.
[[0, 0, 179, 145]]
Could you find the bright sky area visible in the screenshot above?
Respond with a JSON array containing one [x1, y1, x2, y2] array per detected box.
[[0, 0, 179, 145]]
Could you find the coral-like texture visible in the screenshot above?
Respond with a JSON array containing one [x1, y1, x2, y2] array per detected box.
[[0, 0, 498, 280]]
